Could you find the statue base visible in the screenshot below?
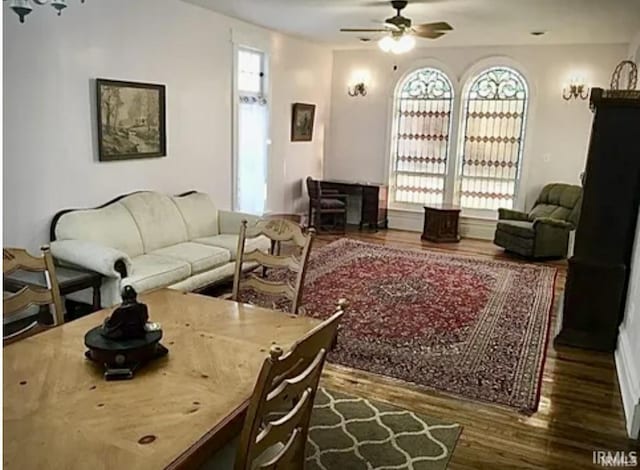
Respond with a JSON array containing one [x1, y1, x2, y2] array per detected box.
[[84, 326, 168, 380]]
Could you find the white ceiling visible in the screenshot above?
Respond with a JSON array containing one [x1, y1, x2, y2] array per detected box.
[[184, 0, 640, 48]]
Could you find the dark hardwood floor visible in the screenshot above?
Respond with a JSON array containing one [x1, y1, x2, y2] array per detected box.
[[314, 229, 638, 469]]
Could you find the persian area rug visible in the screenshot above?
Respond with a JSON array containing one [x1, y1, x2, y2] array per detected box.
[[302, 239, 556, 413], [307, 388, 461, 470]]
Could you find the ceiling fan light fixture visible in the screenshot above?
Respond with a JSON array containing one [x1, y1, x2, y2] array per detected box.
[[395, 34, 415, 53], [378, 34, 415, 54], [378, 35, 395, 52]]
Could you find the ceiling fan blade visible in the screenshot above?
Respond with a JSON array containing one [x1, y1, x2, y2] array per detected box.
[[414, 21, 453, 32], [363, 0, 446, 6], [372, 20, 401, 30], [340, 28, 390, 32], [412, 29, 446, 39]]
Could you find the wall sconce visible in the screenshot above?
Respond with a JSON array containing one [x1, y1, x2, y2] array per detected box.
[[347, 69, 371, 97], [562, 78, 589, 101], [348, 82, 368, 97]]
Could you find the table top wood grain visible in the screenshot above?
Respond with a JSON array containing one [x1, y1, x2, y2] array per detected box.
[[3, 289, 321, 470]]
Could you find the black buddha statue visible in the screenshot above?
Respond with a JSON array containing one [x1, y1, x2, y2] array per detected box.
[[101, 286, 149, 340]]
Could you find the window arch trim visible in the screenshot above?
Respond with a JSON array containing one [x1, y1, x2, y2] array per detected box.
[[385, 57, 534, 214], [455, 61, 531, 213], [388, 65, 456, 207]]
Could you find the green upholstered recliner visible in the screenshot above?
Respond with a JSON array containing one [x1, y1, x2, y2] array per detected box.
[[494, 183, 582, 259]]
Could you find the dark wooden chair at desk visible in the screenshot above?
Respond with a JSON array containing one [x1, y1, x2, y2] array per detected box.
[[319, 179, 389, 231], [306, 177, 347, 232]]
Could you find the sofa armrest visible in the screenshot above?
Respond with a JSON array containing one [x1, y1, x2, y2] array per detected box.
[[50, 240, 132, 278], [533, 217, 574, 230], [218, 210, 261, 235], [498, 208, 530, 221]]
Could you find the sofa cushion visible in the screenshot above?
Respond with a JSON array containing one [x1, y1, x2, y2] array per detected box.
[[194, 234, 271, 261], [496, 220, 535, 239], [120, 192, 188, 253], [150, 242, 230, 274], [172, 192, 219, 239], [54, 202, 144, 257], [122, 254, 191, 293]]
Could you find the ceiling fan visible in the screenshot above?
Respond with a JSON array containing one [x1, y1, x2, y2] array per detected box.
[[340, 0, 453, 53]]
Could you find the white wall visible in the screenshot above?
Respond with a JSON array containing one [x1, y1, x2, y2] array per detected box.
[[617, 206, 640, 440], [325, 44, 627, 219], [2, 0, 332, 250], [629, 32, 640, 63], [269, 33, 332, 214], [614, 32, 640, 441]]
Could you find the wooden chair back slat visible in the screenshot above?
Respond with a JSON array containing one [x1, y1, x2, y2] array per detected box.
[[3, 250, 47, 276], [245, 219, 309, 247], [254, 388, 314, 459], [270, 304, 346, 381], [4, 321, 40, 343], [234, 302, 346, 470], [3, 246, 64, 344], [256, 428, 305, 470], [261, 350, 325, 418], [243, 250, 301, 273], [232, 218, 314, 315], [3, 286, 55, 316], [241, 275, 297, 302]]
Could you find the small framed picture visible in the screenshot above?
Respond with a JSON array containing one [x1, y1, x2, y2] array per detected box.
[[96, 79, 167, 161], [291, 103, 316, 142]]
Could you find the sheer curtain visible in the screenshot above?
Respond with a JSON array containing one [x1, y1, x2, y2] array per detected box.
[[237, 96, 268, 214]]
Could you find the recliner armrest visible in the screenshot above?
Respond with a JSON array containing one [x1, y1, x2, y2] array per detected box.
[[533, 217, 574, 230], [498, 208, 530, 221], [50, 240, 132, 278], [218, 210, 261, 235]]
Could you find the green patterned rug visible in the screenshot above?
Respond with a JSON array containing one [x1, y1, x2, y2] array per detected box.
[[307, 388, 461, 470]]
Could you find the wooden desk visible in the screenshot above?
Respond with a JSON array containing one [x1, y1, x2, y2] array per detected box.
[[3, 289, 320, 470], [320, 179, 388, 230]]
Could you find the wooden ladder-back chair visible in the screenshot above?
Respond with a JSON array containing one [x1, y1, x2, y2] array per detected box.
[[203, 300, 346, 470], [232, 219, 314, 315], [3, 246, 64, 343]]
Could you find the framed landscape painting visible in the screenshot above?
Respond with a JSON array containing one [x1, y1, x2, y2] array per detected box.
[[96, 79, 166, 161], [291, 103, 316, 142]]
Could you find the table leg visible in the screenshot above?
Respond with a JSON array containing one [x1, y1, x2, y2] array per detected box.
[[92, 285, 101, 311]]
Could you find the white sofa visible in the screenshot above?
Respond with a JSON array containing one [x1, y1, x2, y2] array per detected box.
[[50, 191, 270, 307]]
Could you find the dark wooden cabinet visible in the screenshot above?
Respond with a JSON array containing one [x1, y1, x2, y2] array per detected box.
[[422, 204, 461, 243], [555, 88, 640, 352]]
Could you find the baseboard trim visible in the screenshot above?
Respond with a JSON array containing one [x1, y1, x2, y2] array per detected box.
[[388, 209, 496, 241], [615, 328, 640, 439]]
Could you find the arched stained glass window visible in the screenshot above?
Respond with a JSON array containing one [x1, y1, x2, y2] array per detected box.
[[390, 68, 454, 205], [458, 67, 528, 210]]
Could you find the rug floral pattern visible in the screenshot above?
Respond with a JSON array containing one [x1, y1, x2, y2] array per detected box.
[[242, 239, 557, 412], [307, 388, 461, 470]]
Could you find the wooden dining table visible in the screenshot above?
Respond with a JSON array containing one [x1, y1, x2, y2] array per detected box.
[[3, 289, 321, 470]]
